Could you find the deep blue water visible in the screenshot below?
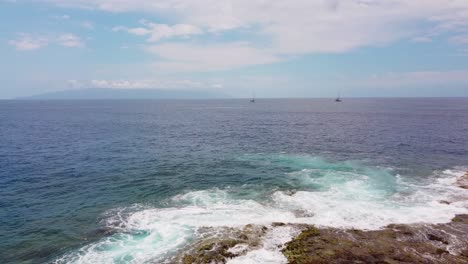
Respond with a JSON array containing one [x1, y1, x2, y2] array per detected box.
[[1, 98, 468, 263]]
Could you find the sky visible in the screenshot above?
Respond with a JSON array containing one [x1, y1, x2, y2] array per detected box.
[[2, 0, 468, 99]]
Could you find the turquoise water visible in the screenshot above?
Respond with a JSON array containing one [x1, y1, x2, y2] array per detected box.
[[1, 99, 468, 263], [54, 155, 467, 263]]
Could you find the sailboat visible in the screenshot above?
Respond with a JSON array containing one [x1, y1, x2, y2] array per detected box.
[[250, 91, 255, 103], [335, 90, 342, 102]]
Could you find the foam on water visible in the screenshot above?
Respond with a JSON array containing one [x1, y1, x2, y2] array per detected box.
[[55, 155, 468, 264], [227, 226, 300, 264]]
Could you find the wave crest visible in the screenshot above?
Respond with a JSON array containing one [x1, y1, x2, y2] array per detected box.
[[55, 155, 468, 264]]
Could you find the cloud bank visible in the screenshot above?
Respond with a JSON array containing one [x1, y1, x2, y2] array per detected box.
[[37, 0, 468, 71], [4, 0, 468, 98], [9, 33, 84, 50]]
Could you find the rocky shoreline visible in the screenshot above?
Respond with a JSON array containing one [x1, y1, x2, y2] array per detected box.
[[178, 225, 269, 264], [282, 214, 468, 264], [457, 171, 468, 189], [178, 172, 468, 264]]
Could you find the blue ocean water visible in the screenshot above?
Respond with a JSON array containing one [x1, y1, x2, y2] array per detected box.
[[1, 98, 468, 263]]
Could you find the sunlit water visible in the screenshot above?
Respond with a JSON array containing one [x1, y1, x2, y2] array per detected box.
[[1, 98, 468, 263]]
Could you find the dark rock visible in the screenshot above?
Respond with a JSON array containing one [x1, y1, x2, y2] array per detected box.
[[427, 233, 448, 244], [282, 215, 468, 264], [436, 248, 449, 255], [387, 224, 414, 236], [272, 222, 286, 227], [176, 224, 268, 263], [238, 234, 248, 240], [285, 190, 297, 196], [452, 214, 468, 224], [182, 254, 196, 264], [181, 239, 242, 263], [456, 172, 468, 189]]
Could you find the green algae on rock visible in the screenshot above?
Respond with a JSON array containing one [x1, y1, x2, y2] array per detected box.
[[178, 225, 269, 264], [282, 215, 468, 264]]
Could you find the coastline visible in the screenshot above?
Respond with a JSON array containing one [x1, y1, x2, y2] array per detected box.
[[282, 214, 468, 264], [178, 172, 468, 264]]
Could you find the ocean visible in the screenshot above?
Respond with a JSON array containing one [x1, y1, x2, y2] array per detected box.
[[1, 98, 468, 263]]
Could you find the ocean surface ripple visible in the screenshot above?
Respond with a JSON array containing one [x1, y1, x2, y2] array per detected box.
[[1, 98, 468, 263]]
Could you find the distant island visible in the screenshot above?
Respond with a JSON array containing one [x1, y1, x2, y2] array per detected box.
[[20, 88, 228, 100]]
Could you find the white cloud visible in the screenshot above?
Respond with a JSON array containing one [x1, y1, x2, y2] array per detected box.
[[24, 0, 468, 72], [81, 21, 94, 30], [40, 0, 468, 48], [113, 26, 150, 35], [52, 14, 70, 20], [68, 79, 219, 90], [211, 83, 223, 89], [113, 20, 202, 42], [450, 35, 468, 44], [57, 34, 84, 47], [67, 79, 82, 88], [411, 36, 433, 43], [9, 33, 85, 50], [146, 42, 279, 72], [8, 34, 48, 50], [90, 79, 157, 89], [356, 70, 468, 88]]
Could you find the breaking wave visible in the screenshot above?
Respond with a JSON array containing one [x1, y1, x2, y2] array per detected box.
[[55, 155, 468, 264]]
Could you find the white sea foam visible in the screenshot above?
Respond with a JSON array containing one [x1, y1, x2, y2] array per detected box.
[[227, 226, 300, 264], [55, 161, 468, 264], [271, 167, 468, 229]]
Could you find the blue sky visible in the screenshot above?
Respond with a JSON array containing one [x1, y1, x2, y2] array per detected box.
[[2, 0, 468, 99]]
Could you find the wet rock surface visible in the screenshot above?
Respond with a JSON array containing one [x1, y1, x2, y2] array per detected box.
[[177, 224, 268, 264], [457, 172, 468, 189], [283, 215, 468, 264], [178, 173, 468, 264], [176, 216, 468, 264], [282, 215, 468, 264], [282, 172, 468, 264]]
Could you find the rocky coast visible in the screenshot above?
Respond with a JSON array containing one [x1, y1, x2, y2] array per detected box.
[[179, 172, 468, 264]]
